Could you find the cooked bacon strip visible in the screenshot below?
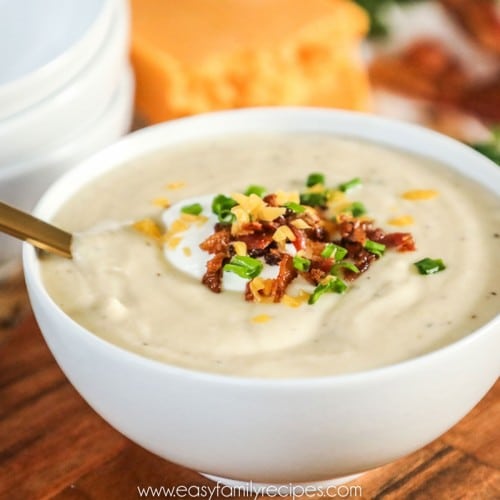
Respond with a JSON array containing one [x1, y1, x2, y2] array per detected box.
[[380, 232, 416, 252], [202, 253, 227, 293], [270, 254, 298, 303], [439, 0, 500, 56], [199, 228, 231, 254]]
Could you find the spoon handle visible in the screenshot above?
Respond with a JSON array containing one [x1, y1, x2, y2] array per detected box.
[[0, 202, 72, 258]]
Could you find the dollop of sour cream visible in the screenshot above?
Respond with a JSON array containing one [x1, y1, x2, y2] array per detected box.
[[161, 195, 284, 292]]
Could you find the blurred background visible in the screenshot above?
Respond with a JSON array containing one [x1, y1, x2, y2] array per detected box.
[[0, 0, 499, 278]]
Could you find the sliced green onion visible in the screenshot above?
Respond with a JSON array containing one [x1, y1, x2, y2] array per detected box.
[[212, 194, 237, 223], [306, 172, 325, 187], [283, 202, 305, 214], [223, 255, 263, 279], [244, 185, 266, 197], [414, 258, 446, 275], [300, 192, 327, 207], [308, 278, 347, 305], [321, 243, 348, 260], [350, 201, 367, 217], [181, 203, 203, 215], [364, 239, 386, 257], [339, 177, 362, 192], [293, 255, 311, 272], [331, 261, 360, 277]]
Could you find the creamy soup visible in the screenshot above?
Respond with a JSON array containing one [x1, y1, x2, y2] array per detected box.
[[40, 134, 500, 377]]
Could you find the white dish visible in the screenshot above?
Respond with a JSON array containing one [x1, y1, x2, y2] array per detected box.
[[0, 0, 116, 121], [0, 66, 134, 267], [0, 0, 129, 164], [23, 109, 500, 486]]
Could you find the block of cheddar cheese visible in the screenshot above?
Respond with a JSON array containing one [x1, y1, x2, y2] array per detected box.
[[130, 0, 370, 123]]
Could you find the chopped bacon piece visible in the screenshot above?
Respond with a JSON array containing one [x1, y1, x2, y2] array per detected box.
[[201, 253, 227, 293], [263, 193, 278, 206], [200, 228, 230, 254], [238, 233, 274, 253], [381, 232, 416, 252], [270, 254, 298, 303]]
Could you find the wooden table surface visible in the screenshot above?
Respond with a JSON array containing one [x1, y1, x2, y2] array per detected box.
[[1, 271, 499, 500]]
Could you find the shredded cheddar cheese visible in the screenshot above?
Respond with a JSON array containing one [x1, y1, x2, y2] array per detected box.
[[388, 215, 415, 226], [152, 197, 171, 208], [402, 190, 439, 201], [232, 241, 247, 256], [272, 226, 296, 243], [281, 290, 310, 308], [133, 219, 163, 240], [251, 314, 272, 324], [166, 181, 186, 190], [182, 246, 192, 257], [290, 219, 311, 229]]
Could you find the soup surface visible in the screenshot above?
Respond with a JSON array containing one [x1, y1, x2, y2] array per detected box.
[[41, 134, 500, 377]]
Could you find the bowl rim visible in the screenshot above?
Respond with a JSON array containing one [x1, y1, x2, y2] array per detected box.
[[23, 107, 500, 387], [0, 0, 115, 120], [0, 0, 128, 164]]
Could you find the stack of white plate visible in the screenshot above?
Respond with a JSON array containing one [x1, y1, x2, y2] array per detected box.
[[0, 0, 134, 267]]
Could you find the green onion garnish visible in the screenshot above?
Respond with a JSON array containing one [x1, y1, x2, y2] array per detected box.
[[414, 258, 446, 275], [293, 255, 311, 272], [212, 194, 237, 223], [339, 177, 362, 192], [330, 261, 360, 277], [223, 255, 263, 280], [321, 243, 348, 260], [306, 172, 325, 187], [300, 192, 327, 207], [350, 201, 367, 217], [181, 203, 203, 215], [364, 239, 386, 257], [244, 185, 266, 197], [284, 202, 305, 213], [308, 278, 347, 305]]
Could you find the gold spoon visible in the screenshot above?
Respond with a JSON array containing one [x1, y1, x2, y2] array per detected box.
[[0, 201, 72, 258]]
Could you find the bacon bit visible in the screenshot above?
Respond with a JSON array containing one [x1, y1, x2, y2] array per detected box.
[[380, 232, 416, 252], [251, 314, 272, 324], [439, 0, 500, 57], [152, 197, 171, 208], [402, 190, 439, 200], [166, 181, 186, 190], [200, 228, 231, 254], [270, 254, 298, 303], [182, 247, 192, 257], [202, 253, 227, 293], [388, 215, 415, 227], [238, 232, 274, 255], [133, 219, 163, 240], [263, 193, 278, 206]]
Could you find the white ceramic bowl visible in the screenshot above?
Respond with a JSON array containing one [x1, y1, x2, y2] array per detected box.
[[0, 0, 116, 121], [0, 66, 134, 268], [0, 0, 129, 164], [23, 109, 500, 486]]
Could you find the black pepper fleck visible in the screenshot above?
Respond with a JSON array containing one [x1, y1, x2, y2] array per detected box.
[[494, 233, 499, 239], [491, 291, 497, 296], [471, 314, 477, 319]]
